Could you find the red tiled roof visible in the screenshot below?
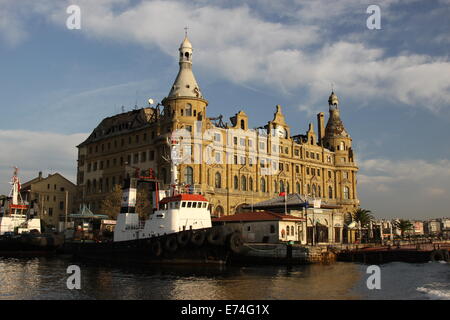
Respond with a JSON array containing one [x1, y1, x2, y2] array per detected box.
[[212, 211, 305, 222], [159, 193, 208, 204]]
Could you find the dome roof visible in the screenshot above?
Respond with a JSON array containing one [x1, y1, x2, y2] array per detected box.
[[180, 36, 192, 49]]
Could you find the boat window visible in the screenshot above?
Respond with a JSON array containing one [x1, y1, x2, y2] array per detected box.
[[187, 202, 192, 208], [197, 202, 202, 208], [174, 202, 180, 209], [182, 202, 186, 207], [192, 202, 197, 208], [202, 203, 207, 208]]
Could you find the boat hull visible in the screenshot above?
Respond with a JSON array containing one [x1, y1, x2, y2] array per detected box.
[[64, 228, 241, 266]]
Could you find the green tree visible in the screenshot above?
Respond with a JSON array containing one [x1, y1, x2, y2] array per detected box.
[[393, 219, 413, 238], [352, 208, 374, 242]]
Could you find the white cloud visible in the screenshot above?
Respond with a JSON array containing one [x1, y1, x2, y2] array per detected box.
[[3, 0, 448, 113], [0, 130, 88, 194]]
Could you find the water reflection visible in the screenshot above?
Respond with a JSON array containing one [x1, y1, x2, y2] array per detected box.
[[10, 257, 448, 300]]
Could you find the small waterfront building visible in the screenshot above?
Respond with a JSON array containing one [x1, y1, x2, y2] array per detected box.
[[213, 211, 305, 243], [241, 193, 348, 244]]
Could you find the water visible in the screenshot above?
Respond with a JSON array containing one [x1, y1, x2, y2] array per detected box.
[[0, 257, 448, 300]]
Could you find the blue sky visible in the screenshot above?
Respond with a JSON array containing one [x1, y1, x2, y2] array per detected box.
[[0, 0, 449, 219]]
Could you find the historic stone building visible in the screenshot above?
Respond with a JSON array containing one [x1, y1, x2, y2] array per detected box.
[[76, 36, 359, 216], [21, 172, 77, 229]]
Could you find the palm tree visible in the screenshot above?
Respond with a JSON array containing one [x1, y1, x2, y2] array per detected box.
[[393, 219, 413, 238], [352, 208, 374, 243]]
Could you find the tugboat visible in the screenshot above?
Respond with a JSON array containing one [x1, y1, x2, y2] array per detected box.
[[0, 168, 63, 256], [67, 137, 243, 265]]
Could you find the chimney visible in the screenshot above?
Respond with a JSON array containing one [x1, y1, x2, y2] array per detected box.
[[317, 112, 325, 145], [38, 171, 42, 179]]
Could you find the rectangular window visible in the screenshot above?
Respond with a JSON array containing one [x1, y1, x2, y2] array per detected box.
[[215, 152, 221, 163], [182, 202, 186, 208], [134, 153, 139, 163], [150, 150, 155, 161], [187, 202, 192, 208], [214, 133, 221, 142], [59, 201, 64, 210], [240, 138, 245, 146], [141, 152, 147, 162]]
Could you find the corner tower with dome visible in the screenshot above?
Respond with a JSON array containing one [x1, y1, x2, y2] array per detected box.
[[76, 34, 360, 232]]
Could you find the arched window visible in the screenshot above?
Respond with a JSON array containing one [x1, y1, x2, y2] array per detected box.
[[286, 182, 290, 194], [185, 104, 192, 116], [214, 205, 224, 217], [241, 176, 247, 191], [93, 179, 97, 193], [274, 181, 278, 193], [296, 182, 301, 194], [249, 177, 253, 191], [240, 119, 245, 130], [291, 226, 294, 236], [234, 176, 239, 189], [184, 166, 194, 185], [310, 137, 314, 144], [340, 141, 345, 151], [86, 180, 91, 193], [261, 178, 266, 193], [328, 186, 333, 199], [318, 186, 321, 197], [312, 185, 316, 197], [184, 52, 190, 60], [287, 227, 290, 236], [344, 186, 350, 199], [215, 172, 221, 188], [307, 184, 311, 195], [280, 181, 285, 193]]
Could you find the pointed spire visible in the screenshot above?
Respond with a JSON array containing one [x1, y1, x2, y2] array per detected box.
[[167, 33, 203, 99]]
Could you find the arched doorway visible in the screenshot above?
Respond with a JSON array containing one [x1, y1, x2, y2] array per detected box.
[[213, 205, 224, 217]]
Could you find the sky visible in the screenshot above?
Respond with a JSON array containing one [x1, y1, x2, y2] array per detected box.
[[0, 0, 449, 219]]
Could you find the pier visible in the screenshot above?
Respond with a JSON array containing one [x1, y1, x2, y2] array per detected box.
[[336, 241, 450, 264]]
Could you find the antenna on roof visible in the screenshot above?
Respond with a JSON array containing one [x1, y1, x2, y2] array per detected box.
[[121, 106, 125, 113]]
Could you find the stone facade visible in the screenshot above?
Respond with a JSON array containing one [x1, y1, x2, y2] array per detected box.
[[20, 172, 77, 228], [76, 36, 359, 216]]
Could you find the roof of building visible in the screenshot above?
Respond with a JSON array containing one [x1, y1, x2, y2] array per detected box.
[[21, 172, 76, 190], [78, 108, 157, 147], [213, 211, 305, 223], [244, 193, 342, 211], [159, 193, 208, 204]]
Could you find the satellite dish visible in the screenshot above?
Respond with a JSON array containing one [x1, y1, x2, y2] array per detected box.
[[148, 98, 154, 105]]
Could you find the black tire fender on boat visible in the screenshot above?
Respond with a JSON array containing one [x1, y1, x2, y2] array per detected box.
[[177, 231, 191, 247], [430, 249, 445, 262], [227, 232, 243, 254], [207, 227, 225, 246], [151, 240, 162, 257], [191, 230, 206, 246], [440, 249, 449, 262], [164, 236, 178, 252]]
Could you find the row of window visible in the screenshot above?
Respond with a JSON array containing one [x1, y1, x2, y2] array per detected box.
[[205, 170, 351, 199], [86, 150, 156, 172], [160, 201, 208, 210], [87, 132, 156, 155]]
